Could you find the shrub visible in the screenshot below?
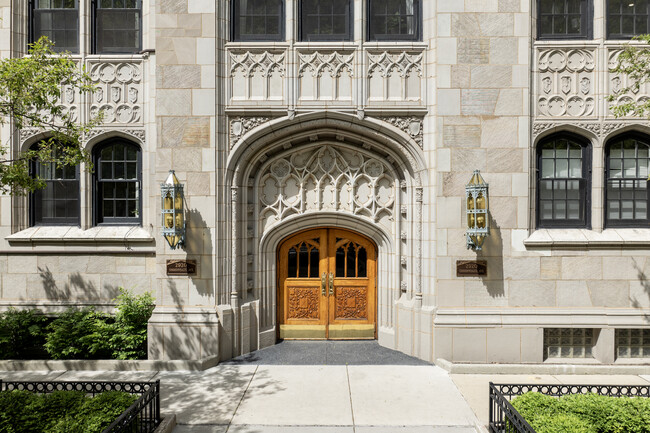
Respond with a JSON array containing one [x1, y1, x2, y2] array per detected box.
[[0, 309, 48, 359], [511, 391, 650, 433], [44, 308, 111, 360], [0, 390, 137, 433], [106, 288, 155, 360]]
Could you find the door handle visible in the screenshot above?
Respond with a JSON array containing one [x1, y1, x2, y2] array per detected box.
[[329, 272, 334, 296], [321, 272, 326, 296]]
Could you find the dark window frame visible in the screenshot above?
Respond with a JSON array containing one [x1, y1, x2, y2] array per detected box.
[[606, 0, 650, 39], [299, 0, 353, 42], [536, 133, 592, 229], [231, 0, 285, 42], [29, 141, 80, 227], [537, 0, 592, 40], [604, 133, 650, 228], [367, 0, 422, 42], [29, 0, 80, 53], [93, 139, 142, 226], [91, 0, 143, 54]]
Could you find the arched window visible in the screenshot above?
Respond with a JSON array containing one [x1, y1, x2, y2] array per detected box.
[[605, 134, 650, 227], [29, 141, 80, 226], [537, 133, 591, 228], [93, 139, 141, 225]]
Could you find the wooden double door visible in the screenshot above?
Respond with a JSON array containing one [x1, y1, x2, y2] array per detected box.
[[278, 228, 377, 339]]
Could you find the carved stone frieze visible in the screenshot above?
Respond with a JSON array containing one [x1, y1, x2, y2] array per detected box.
[[376, 116, 424, 149], [229, 51, 285, 102], [607, 48, 650, 117], [230, 117, 271, 149], [257, 145, 396, 234], [298, 51, 354, 78], [19, 128, 42, 143], [532, 121, 649, 138], [83, 128, 145, 142], [367, 51, 423, 102], [297, 51, 354, 101], [537, 48, 595, 117], [88, 61, 143, 124]]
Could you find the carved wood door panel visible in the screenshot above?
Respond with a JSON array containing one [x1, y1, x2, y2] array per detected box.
[[278, 228, 376, 340]]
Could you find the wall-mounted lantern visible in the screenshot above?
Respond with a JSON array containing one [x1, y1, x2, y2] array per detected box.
[[161, 170, 185, 250], [466, 170, 489, 251]]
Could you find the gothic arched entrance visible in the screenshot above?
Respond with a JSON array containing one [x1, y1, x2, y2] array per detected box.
[[278, 228, 377, 339]]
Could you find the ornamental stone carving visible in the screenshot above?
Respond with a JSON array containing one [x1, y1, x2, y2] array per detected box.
[[298, 51, 354, 102], [230, 117, 271, 149], [537, 48, 595, 117], [608, 49, 650, 117], [229, 51, 285, 103], [88, 61, 142, 124], [257, 145, 396, 234], [367, 51, 423, 102], [376, 116, 423, 149], [83, 128, 145, 143]]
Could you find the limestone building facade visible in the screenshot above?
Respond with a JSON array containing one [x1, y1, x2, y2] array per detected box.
[[0, 0, 649, 364]]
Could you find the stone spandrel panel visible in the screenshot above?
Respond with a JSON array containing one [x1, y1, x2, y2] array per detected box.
[[608, 48, 650, 117], [228, 50, 286, 106], [88, 60, 143, 124], [297, 51, 354, 104], [256, 145, 396, 234], [536, 48, 596, 118], [366, 50, 424, 105]]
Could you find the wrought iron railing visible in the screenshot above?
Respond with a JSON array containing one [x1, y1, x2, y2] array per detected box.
[[489, 382, 650, 433], [0, 379, 161, 433]]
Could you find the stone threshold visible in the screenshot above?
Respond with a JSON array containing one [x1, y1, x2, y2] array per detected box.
[[0, 355, 219, 372], [435, 358, 650, 375]]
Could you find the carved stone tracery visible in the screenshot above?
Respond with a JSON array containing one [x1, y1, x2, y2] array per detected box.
[[377, 116, 423, 149], [257, 145, 396, 233], [537, 48, 595, 117], [230, 117, 271, 148], [88, 61, 143, 124]]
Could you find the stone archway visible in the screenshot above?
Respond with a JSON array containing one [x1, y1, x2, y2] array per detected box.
[[225, 111, 427, 355]]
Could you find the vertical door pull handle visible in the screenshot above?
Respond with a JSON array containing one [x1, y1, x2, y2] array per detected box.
[[329, 272, 334, 295], [321, 272, 326, 296]]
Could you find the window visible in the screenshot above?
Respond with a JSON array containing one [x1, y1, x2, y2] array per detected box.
[[232, 0, 284, 42], [537, 134, 591, 228], [300, 0, 352, 41], [93, 0, 142, 54], [605, 134, 649, 227], [607, 0, 650, 39], [368, 0, 421, 41], [94, 140, 141, 225], [29, 142, 80, 226], [537, 0, 591, 40], [30, 0, 79, 53], [616, 329, 650, 359], [544, 328, 594, 359]]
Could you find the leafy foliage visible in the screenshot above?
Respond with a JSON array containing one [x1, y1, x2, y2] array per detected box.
[[0, 308, 48, 359], [107, 288, 155, 360], [0, 389, 137, 433], [0, 36, 100, 194], [44, 308, 111, 360], [607, 35, 650, 119], [511, 391, 650, 433]]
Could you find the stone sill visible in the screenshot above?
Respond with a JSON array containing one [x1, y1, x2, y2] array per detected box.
[[6, 226, 155, 244], [524, 228, 650, 248], [435, 358, 650, 374]]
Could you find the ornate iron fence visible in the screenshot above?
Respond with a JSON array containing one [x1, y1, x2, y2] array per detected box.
[[489, 382, 650, 433], [0, 379, 161, 433]]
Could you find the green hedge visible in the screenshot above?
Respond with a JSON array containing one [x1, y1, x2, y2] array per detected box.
[[512, 391, 650, 433], [0, 389, 138, 433], [0, 288, 154, 361]]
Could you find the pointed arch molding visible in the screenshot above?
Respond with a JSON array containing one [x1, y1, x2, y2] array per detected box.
[[225, 111, 427, 332]]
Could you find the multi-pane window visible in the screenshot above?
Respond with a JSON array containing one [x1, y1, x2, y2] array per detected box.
[[300, 0, 352, 41], [605, 135, 649, 227], [94, 0, 142, 54], [368, 0, 421, 41], [607, 0, 650, 39], [616, 329, 650, 359], [31, 0, 79, 53], [537, 0, 590, 40], [30, 143, 79, 226], [544, 328, 594, 359], [232, 0, 284, 41], [537, 134, 590, 228], [94, 140, 141, 225]]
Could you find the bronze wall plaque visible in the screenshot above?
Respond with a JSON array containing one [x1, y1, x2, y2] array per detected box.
[[166, 259, 197, 276], [456, 260, 487, 277]]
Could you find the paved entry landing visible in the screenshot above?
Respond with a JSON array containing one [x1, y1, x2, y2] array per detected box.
[[221, 340, 431, 366]]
